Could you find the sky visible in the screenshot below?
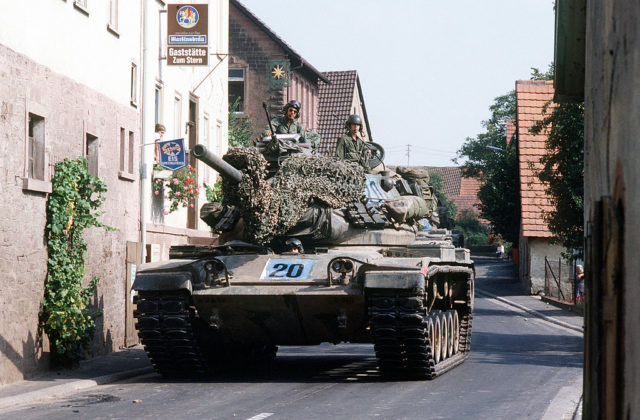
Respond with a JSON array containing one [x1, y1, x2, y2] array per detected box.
[[238, 0, 556, 167]]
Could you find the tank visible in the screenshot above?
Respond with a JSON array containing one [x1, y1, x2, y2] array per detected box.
[[132, 137, 474, 380]]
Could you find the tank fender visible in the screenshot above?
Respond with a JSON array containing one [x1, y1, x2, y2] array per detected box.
[[364, 270, 425, 290], [132, 271, 193, 292]]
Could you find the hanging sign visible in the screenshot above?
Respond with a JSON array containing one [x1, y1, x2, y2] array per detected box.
[[157, 138, 186, 170], [167, 4, 208, 66]]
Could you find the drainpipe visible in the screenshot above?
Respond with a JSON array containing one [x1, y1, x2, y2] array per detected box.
[[140, 0, 156, 264]]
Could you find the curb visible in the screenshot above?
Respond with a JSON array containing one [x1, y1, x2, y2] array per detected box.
[[0, 366, 154, 411], [476, 287, 584, 334]]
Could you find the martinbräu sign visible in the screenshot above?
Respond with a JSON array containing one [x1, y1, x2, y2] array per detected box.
[[167, 4, 208, 66], [157, 138, 186, 170]]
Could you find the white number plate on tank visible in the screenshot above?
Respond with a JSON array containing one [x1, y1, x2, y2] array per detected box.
[[260, 259, 315, 280]]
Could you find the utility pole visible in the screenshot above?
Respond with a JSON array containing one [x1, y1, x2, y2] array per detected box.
[[406, 144, 411, 166]]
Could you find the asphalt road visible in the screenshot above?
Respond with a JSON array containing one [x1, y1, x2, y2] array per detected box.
[[4, 261, 583, 420]]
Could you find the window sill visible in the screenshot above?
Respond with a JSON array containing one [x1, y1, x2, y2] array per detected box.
[[23, 177, 52, 194], [107, 24, 120, 38], [118, 171, 136, 182], [130, 100, 138, 108], [73, 1, 89, 16]]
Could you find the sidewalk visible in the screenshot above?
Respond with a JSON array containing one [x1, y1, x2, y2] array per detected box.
[[0, 346, 153, 411], [0, 255, 583, 414], [473, 255, 584, 333]]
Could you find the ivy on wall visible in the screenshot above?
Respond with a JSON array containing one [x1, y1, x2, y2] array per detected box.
[[42, 158, 112, 366]]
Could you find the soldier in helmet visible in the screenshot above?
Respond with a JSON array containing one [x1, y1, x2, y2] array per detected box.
[[264, 100, 320, 149], [335, 114, 370, 171]]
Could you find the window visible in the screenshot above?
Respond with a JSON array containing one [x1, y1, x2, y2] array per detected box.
[[130, 61, 138, 107], [203, 113, 210, 184], [229, 69, 245, 113], [154, 82, 164, 125], [119, 127, 126, 172], [174, 93, 182, 138], [86, 133, 99, 176], [28, 114, 46, 181], [107, 0, 119, 35], [128, 131, 135, 173], [74, 0, 89, 15]]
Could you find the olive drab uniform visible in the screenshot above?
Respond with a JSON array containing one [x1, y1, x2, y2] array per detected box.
[[264, 118, 321, 150], [335, 134, 370, 171]]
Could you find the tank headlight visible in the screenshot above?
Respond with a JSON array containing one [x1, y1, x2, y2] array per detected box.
[[331, 259, 354, 274]]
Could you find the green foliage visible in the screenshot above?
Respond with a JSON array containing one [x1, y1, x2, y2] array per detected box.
[[530, 63, 555, 81], [43, 158, 111, 366], [204, 177, 223, 203], [454, 208, 489, 246], [228, 97, 255, 148], [455, 90, 520, 244], [530, 100, 585, 261], [428, 171, 457, 225]]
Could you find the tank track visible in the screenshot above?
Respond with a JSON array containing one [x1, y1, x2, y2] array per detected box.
[[368, 276, 473, 379], [133, 291, 210, 377]]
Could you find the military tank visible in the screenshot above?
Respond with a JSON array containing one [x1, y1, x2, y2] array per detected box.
[[132, 137, 474, 380]]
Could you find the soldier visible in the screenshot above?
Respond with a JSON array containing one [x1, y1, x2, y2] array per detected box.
[[335, 114, 370, 171], [264, 100, 320, 149]]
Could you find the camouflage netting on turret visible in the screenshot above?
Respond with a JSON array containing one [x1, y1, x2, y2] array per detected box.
[[222, 148, 365, 244]]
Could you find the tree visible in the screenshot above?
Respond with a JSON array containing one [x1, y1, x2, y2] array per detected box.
[[428, 170, 457, 224], [454, 208, 489, 246], [228, 97, 255, 147], [530, 100, 584, 260], [454, 91, 520, 244]]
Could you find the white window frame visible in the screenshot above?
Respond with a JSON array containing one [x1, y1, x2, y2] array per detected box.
[[107, 0, 119, 36], [228, 68, 245, 114], [23, 100, 51, 193], [130, 61, 138, 107], [174, 92, 182, 138]]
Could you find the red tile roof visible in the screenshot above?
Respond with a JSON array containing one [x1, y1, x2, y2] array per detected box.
[[316, 70, 372, 156], [425, 167, 483, 219], [516, 80, 555, 238]]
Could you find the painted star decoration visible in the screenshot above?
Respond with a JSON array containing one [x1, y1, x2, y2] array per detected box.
[[271, 64, 285, 80]]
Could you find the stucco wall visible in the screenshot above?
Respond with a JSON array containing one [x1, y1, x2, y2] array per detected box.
[[584, 2, 640, 414], [520, 237, 568, 295], [0, 44, 140, 385]]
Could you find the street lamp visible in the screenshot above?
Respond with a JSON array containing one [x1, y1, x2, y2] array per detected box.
[[486, 145, 505, 152]]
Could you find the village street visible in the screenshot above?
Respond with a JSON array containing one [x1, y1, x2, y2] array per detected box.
[[0, 258, 583, 419]]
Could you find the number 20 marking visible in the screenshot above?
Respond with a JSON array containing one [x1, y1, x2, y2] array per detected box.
[[270, 263, 304, 278]]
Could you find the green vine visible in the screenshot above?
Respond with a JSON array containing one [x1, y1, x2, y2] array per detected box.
[[43, 158, 112, 366]]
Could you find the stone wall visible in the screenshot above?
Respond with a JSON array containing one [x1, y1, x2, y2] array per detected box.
[[0, 44, 140, 385]]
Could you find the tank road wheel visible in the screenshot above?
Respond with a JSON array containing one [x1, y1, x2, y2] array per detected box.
[[426, 317, 435, 360], [445, 311, 454, 358], [432, 314, 442, 364], [452, 310, 460, 354], [439, 313, 448, 362]]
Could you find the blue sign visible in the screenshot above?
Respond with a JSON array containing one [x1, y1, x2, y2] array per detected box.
[[157, 138, 186, 171], [168, 35, 207, 45]]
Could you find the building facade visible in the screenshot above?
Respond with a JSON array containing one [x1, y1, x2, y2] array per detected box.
[[0, 0, 228, 385], [228, 0, 327, 137], [515, 80, 570, 295], [555, 1, 640, 417]]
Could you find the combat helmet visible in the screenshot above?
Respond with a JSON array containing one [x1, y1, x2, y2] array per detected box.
[[345, 114, 364, 133], [285, 238, 304, 253], [283, 100, 301, 118]]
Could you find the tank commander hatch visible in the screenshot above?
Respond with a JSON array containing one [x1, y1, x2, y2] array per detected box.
[[335, 114, 371, 171], [263, 100, 320, 150]]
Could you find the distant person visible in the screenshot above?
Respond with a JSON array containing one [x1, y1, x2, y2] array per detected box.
[[496, 243, 505, 258], [335, 114, 370, 171], [263, 100, 320, 149], [575, 265, 584, 301], [154, 123, 166, 163]]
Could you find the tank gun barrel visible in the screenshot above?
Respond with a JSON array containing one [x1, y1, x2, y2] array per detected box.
[[192, 144, 243, 184]]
